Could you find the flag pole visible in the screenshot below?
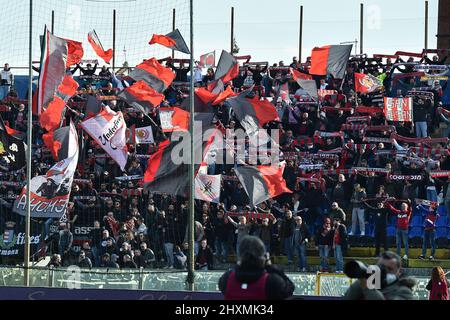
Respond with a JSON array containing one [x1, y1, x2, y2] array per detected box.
[[24, 0, 33, 287], [187, 0, 195, 291]]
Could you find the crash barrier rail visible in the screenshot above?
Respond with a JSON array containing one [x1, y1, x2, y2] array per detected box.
[[0, 266, 432, 300]]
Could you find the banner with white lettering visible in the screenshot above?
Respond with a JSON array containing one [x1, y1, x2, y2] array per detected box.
[[383, 97, 413, 122], [80, 106, 128, 170]]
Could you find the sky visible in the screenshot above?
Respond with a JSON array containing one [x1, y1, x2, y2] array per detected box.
[[0, 0, 439, 74]]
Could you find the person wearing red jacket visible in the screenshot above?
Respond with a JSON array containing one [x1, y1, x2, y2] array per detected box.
[[426, 266, 449, 300], [386, 201, 412, 260]]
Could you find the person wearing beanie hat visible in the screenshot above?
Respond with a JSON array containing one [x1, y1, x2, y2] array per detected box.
[[218, 236, 294, 300]]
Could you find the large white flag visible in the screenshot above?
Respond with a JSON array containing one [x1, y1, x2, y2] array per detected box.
[[195, 174, 221, 203], [13, 123, 79, 218], [80, 106, 129, 170]]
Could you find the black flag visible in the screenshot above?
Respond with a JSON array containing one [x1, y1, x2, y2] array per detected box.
[[0, 128, 26, 171]]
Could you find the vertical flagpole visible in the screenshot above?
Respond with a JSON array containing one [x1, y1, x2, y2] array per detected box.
[[24, 0, 33, 287], [51, 10, 54, 34], [187, 0, 195, 291]]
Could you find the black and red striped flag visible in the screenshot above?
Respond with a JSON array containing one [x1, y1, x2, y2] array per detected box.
[[235, 165, 292, 206], [309, 44, 352, 79], [129, 58, 175, 93], [207, 50, 239, 93], [117, 80, 164, 114], [225, 89, 279, 136], [149, 29, 190, 54]]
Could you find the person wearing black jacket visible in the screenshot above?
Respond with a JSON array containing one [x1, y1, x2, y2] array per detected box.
[[332, 217, 348, 273], [365, 201, 389, 257], [195, 239, 214, 270], [413, 97, 431, 138], [88, 220, 104, 267], [278, 210, 295, 264], [293, 216, 311, 272], [219, 236, 295, 300], [213, 210, 233, 263]]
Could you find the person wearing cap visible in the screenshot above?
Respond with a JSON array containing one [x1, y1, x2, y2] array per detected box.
[[219, 236, 294, 300]]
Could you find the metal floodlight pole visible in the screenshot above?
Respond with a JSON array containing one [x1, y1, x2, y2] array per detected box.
[[24, 0, 33, 287], [187, 0, 195, 291], [299, 5, 303, 62], [230, 7, 234, 53], [172, 8, 176, 59], [425, 1, 429, 51], [360, 3, 364, 54], [51, 10, 54, 34], [113, 9, 116, 70]]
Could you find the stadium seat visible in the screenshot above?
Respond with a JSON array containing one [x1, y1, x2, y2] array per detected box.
[[410, 216, 423, 228], [387, 226, 396, 246], [437, 204, 447, 217], [436, 227, 448, 240], [408, 226, 423, 239], [435, 215, 449, 228]]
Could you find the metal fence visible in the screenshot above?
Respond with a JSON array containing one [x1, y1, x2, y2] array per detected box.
[[0, 266, 432, 300]]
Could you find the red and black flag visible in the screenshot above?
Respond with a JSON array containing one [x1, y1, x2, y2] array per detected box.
[[118, 80, 164, 114], [225, 89, 279, 136], [143, 120, 217, 196], [196, 86, 236, 106], [309, 44, 353, 79], [290, 68, 313, 81], [235, 164, 292, 206], [149, 29, 190, 54], [42, 121, 79, 161], [207, 50, 239, 92], [129, 58, 175, 93], [159, 107, 190, 132], [40, 75, 79, 132], [88, 30, 113, 64], [354, 73, 383, 93], [296, 79, 318, 102]]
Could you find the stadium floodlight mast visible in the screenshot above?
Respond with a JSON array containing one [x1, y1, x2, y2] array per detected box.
[[24, 0, 33, 287], [187, 0, 195, 291]]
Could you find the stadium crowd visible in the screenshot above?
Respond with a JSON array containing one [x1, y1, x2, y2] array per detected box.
[[1, 49, 450, 274]]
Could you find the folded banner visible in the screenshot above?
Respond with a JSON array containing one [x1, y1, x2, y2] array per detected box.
[[315, 131, 343, 138], [88, 30, 113, 64], [346, 116, 371, 123], [13, 125, 79, 218], [383, 97, 413, 122], [309, 45, 353, 79], [195, 174, 221, 203], [391, 133, 449, 145], [429, 171, 450, 178], [355, 106, 384, 114], [341, 124, 367, 131], [115, 175, 143, 181], [80, 106, 128, 171], [199, 51, 215, 68], [354, 72, 383, 93], [363, 136, 392, 143]]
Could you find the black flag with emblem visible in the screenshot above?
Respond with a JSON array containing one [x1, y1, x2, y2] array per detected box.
[[0, 116, 26, 171]]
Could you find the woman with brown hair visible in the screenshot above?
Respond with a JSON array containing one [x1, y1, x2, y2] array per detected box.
[[426, 266, 449, 300]]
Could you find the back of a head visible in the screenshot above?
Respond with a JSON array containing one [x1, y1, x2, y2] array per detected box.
[[238, 236, 266, 269]]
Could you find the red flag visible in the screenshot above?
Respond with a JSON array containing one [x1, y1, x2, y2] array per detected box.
[[196, 86, 236, 105], [149, 29, 190, 54], [129, 58, 175, 93], [149, 34, 176, 47], [88, 30, 113, 64], [118, 80, 164, 114], [66, 39, 84, 68], [199, 51, 215, 68], [290, 68, 313, 80], [159, 107, 190, 132], [354, 73, 383, 93]]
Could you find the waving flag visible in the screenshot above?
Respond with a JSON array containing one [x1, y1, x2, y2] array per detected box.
[[0, 126, 26, 171], [40, 75, 79, 132], [235, 164, 292, 206], [149, 29, 190, 54], [42, 122, 79, 161], [13, 123, 79, 218], [80, 106, 128, 170], [196, 86, 236, 105], [129, 58, 175, 93], [65, 39, 84, 68], [354, 73, 383, 93], [159, 107, 190, 132], [88, 30, 113, 64], [134, 125, 154, 144], [225, 89, 279, 138], [195, 174, 221, 203], [199, 51, 215, 68], [207, 50, 239, 93], [309, 44, 352, 79], [118, 80, 164, 114]]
